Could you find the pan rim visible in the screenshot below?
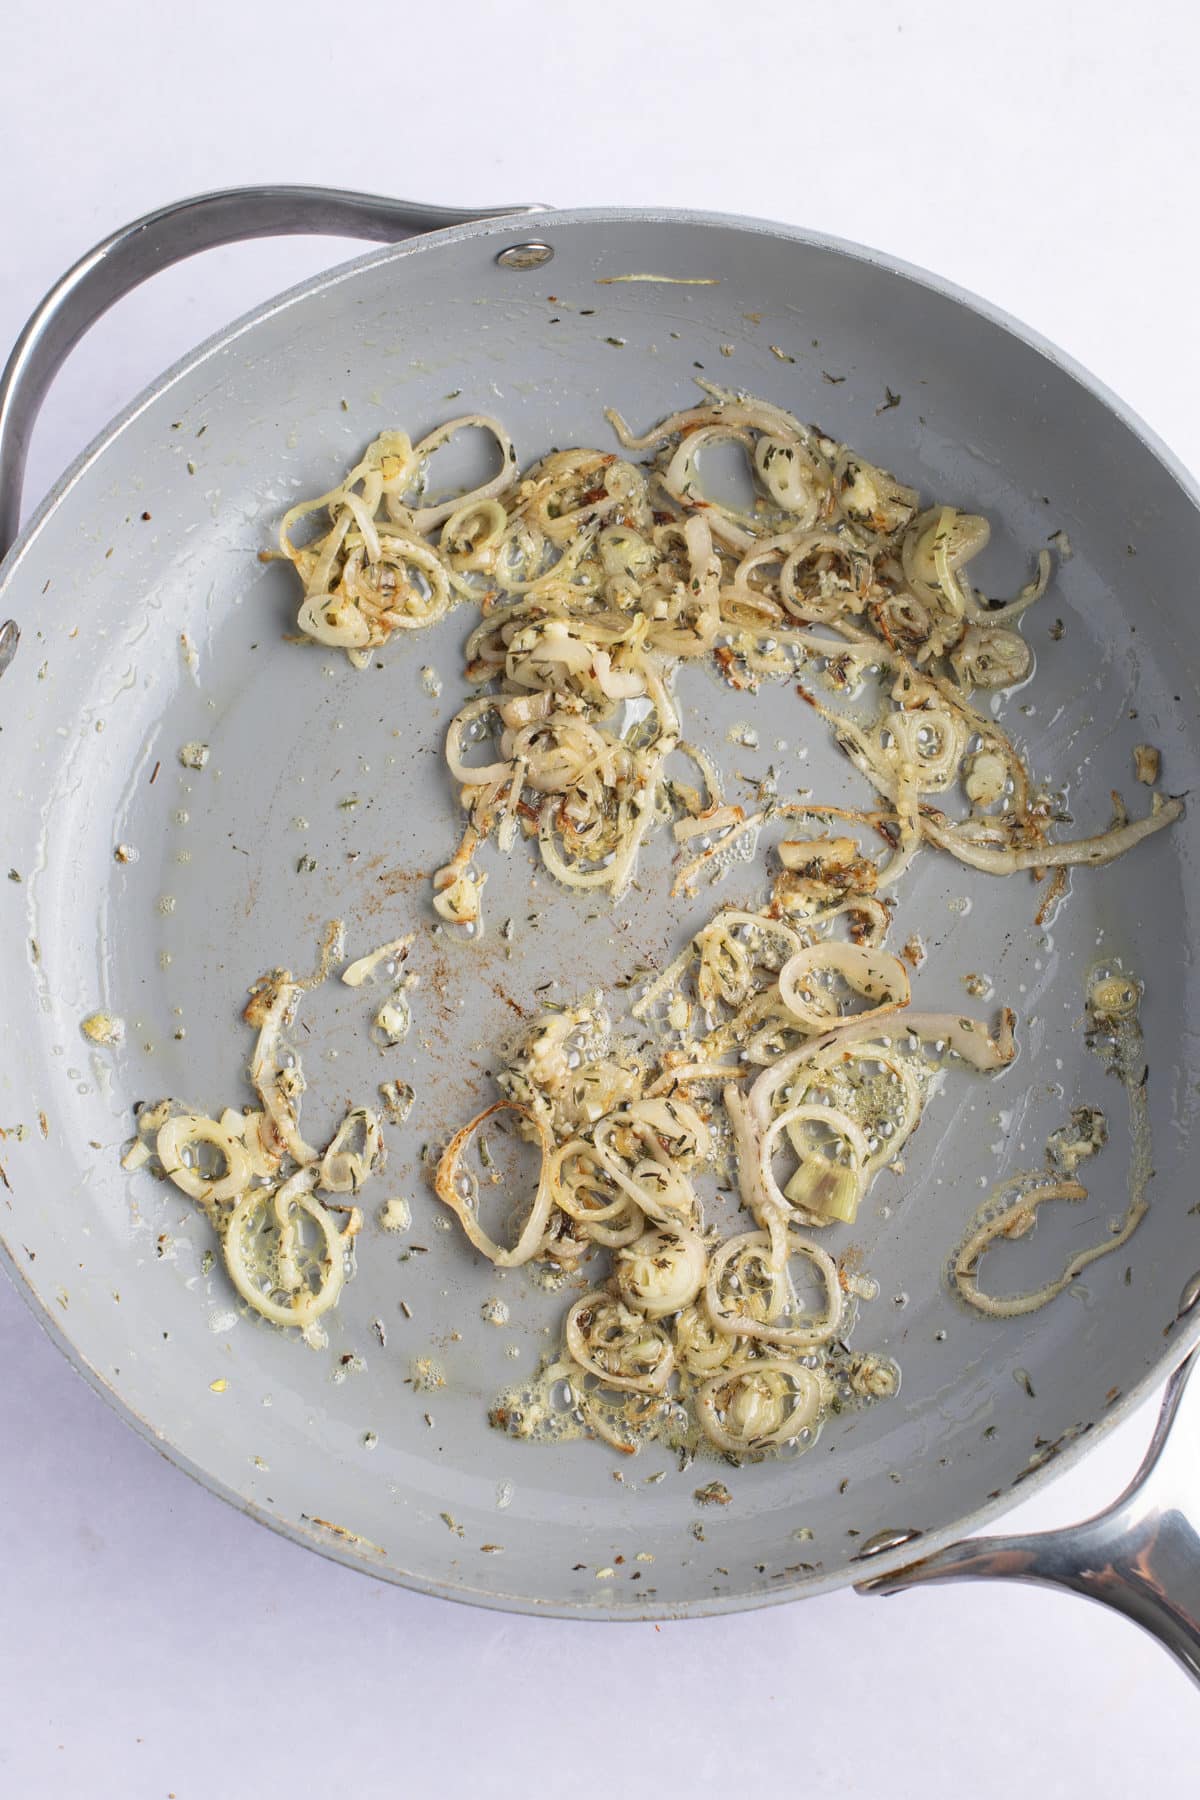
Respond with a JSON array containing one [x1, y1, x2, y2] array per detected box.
[[3, 202, 1199, 1619]]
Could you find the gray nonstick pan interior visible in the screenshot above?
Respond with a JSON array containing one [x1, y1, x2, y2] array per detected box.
[[2, 208, 1198, 1617]]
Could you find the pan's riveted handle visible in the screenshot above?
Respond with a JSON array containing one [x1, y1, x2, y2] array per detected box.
[[0, 184, 547, 640], [856, 1319, 1200, 1688]]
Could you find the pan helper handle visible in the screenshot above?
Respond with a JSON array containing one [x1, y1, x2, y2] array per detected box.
[[0, 184, 546, 659], [854, 1321, 1200, 1689]]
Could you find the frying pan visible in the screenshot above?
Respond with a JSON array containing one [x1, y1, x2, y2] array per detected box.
[[2, 188, 1198, 1673]]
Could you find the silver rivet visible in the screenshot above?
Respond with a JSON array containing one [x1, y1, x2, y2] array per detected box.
[[1178, 1270, 1200, 1319], [853, 1527, 923, 1561], [0, 619, 19, 680], [495, 241, 554, 272]]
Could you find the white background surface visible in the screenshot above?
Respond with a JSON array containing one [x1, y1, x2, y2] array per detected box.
[[2, 1, 1198, 1793]]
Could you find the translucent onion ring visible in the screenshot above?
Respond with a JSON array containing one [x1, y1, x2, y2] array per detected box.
[[588, 1136, 701, 1234], [922, 797, 1184, 873], [445, 697, 514, 788], [758, 1101, 871, 1225], [318, 1106, 384, 1194], [705, 1229, 844, 1347], [661, 425, 769, 549], [604, 392, 820, 454], [434, 1101, 555, 1267], [297, 587, 371, 649], [565, 1290, 675, 1393], [575, 1200, 647, 1249], [223, 1168, 356, 1330], [440, 497, 509, 569], [395, 414, 518, 533], [697, 1357, 824, 1454], [778, 531, 872, 623], [748, 1007, 1016, 1133], [156, 1113, 251, 1206], [755, 436, 826, 523], [248, 978, 320, 1166], [777, 942, 911, 1033], [347, 534, 450, 630], [552, 1139, 632, 1226], [889, 703, 967, 794], [673, 1303, 744, 1375], [951, 1176, 1147, 1318]]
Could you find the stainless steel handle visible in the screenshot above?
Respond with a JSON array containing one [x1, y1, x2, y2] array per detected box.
[[0, 183, 544, 571], [856, 1328, 1200, 1687]]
